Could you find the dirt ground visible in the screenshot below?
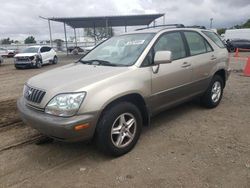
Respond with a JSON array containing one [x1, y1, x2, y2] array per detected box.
[[0, 53, 250, 188]]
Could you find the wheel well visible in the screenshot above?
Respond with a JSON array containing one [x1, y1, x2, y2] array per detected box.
[[214, 69, 226, 87], [100, 94, 150, 126]]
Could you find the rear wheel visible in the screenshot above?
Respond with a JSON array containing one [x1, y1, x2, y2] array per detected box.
[[96, 102, 142, 156], [201, 75, 224, 108], [230, 47, 236, 52]]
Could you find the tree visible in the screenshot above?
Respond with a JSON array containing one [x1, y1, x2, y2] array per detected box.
[[242, 19, 250, 28], [217, 28, 226, 35], [1, 38, 13, 45], [85, 27, 114, 41], [24, 36, 36, 44]]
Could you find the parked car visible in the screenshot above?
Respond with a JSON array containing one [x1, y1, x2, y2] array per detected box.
[[0, 56, 3, 65], [67, 46, 85, 54], [14, 46, 57, 69], [0, 48, 8, 57], [7, 49, 18, 57], [17, 27, 230, 156], [226, 39, 250, 52]]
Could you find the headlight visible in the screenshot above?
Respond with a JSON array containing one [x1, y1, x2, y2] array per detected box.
[[29, 56, 36, 61], [45, 92, 86, 117]]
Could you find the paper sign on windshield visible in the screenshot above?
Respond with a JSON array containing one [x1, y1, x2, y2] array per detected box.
[[126, 40, 145, 46]]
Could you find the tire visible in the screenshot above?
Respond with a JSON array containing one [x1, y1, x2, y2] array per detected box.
[[15, 65, 20, 69], [200, 75, 224, 108], [230, 47, 236, 53], [52, 56, 58, 64], [95, 102, 142, 157], [36, 60, 42, 68]]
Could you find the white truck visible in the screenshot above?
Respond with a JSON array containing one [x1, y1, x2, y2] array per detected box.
[[222, 29, 250, 41]]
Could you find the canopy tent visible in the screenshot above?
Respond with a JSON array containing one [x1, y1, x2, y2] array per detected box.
[[41, 14, 165, 54], [48, 14, 164, 28]]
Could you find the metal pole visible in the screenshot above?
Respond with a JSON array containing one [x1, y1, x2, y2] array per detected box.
[[93, 24, 96, 45], [210, 18, 213, 29], [105, 18, 108, 37], [163, 14, 165, 25], [64, 22, 68, 55], [74, 28, 77, 47], [48, 19, 53, 47], [125, 25, 127, 32]]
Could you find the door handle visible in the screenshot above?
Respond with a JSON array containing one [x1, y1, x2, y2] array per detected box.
[[211, 55, 217, 61], [181, 62, 191, 68]]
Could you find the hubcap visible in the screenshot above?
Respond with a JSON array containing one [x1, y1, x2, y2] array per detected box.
[[111, 113, 137, 148], [211, 81, 222, 103]]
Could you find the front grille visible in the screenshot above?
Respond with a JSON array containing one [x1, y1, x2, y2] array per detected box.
[[16, 57, 30, 61], [24, 85, 46, 103]]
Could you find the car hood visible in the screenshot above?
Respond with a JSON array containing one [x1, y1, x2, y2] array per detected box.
[[27, 63, 130, 94], [15, 53, 38, 57]]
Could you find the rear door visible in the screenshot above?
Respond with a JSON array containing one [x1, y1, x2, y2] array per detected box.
[[183, 31, 215, 94], [149, 31, 193, 113]]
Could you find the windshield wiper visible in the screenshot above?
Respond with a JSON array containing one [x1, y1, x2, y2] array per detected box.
[[78, 59, 119, 66]]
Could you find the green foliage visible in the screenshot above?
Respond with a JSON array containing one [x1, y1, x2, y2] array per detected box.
[[24, 36, 36, 44], [217, 28, 226, 35], [242, 19, 250, 28], [1, 38, 13, 44], [217, 19, 250, 35]]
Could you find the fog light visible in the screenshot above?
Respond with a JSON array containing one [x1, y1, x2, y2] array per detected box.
[[74, 123, 89, 131]]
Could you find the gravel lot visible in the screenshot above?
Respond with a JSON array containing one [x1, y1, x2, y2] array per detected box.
[[0, 53, 250, 187]]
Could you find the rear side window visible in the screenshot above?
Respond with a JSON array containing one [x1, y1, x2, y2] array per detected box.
[[202, 31, 225, 48], [45, 47, 51, 52], [184, 31, 208, 56], [154, 32, 186, 60]]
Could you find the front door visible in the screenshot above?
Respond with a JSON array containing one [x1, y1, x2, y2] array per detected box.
[[149, 32, 193, 114]]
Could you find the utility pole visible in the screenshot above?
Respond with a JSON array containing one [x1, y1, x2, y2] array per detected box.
[[210, 18, 213, 29], [39, 16, 53, 47]]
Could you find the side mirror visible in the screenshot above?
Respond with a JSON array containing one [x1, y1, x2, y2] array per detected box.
[[154, 51, 172, 65]]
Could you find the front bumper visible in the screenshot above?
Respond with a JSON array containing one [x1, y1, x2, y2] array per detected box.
[[17, 97, 98, 142], [14, 61, 35, 68]]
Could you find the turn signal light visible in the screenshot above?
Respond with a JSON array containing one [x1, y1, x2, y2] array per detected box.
[[74, 123, 89, 131]]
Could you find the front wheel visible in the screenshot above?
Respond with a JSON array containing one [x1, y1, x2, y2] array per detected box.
[[96, 102, 142, 157], [200, 75, 224, 108], [52, 56, 58, 64], [36, 60, 42, 68]]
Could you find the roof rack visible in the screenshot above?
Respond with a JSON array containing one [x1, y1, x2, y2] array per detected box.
[[185, 25, 206, 29], [136, 24, 185, 31]]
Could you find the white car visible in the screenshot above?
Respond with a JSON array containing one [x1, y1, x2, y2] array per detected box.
[[0, 48, 8, 57], [14, 46, 57, 69]]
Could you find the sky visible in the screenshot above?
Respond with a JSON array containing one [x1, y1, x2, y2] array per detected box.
[[0, 0, 250, 41]]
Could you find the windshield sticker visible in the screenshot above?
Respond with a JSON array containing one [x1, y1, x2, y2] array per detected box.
[[125, 40, 145, 46]]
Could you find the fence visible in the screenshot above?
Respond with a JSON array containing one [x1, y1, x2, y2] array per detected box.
[[0, 41, 96, 52]]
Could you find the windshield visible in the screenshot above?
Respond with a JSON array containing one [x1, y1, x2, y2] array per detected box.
[[22, 47, 39, 53], [81, 33, 155, 66]]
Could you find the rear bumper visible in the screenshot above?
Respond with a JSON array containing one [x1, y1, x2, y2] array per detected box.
[[17, 97, 99, 142]]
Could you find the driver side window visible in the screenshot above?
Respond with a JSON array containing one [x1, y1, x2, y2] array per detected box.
[[142, 32, 186, 66], [40, 47, 46, 53]]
